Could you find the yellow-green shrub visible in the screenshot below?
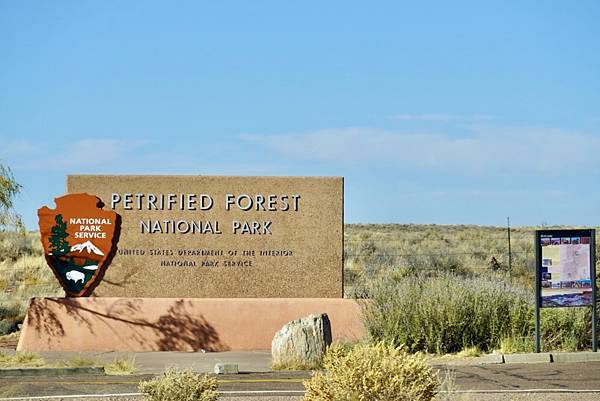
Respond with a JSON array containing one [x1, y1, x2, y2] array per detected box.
[[138, 368, 218, 401], [105, 355, 137, 375], [363, 272, 590, 353], [303, 342, 439, 401], [0, 351, 46, 368]]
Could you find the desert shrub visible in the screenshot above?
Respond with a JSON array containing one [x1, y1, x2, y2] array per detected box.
[[0, 164, 22, 230], [0, 351, 45, 368], [401, 253, 469, 277], [363, 273, 531, 353], [540, 307, 590, 351], [303, 342, 438, 401], [61, 356, 100, 368], [457, 346, 481, 357], [0, 320, 16, 336], [105, 355, 137, 375], [0, 320, 17, 336], [0, 230, 62, 329], [500, 307, 589, 353], [0, 301, 22, 335], [499, 336, 533, 354], [0, 302, 20, 320], [363, 272, 589, 353], [0, 232, 41, 261], [138, 368, 218, 401], [344, 224, 546, 289]]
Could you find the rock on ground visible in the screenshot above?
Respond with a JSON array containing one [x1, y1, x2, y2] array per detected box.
[[271, 314, 332, 370]]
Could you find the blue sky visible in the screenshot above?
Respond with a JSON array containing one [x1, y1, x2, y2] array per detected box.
[[1, 1, 599, 228]]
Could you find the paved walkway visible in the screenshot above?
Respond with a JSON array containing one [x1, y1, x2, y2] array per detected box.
[[35, 349, 273, 374]]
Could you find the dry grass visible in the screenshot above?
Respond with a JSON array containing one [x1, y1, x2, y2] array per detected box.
[[59, 355, 101, 368], [0, 351, 137, 373], [303, 342, 439, 401], [0, 331, 20, 347], [0, 351, 46, 368], [105, 355, 138, 375], [272, 361, 320, 371], [456, 346, 482, 358], [0, 231, 62, 334], [138, 368, 218, 401], [345, 223, 599, 296]]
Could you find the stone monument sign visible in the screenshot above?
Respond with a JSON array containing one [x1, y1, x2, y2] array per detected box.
[[66, 175, 343, 298]]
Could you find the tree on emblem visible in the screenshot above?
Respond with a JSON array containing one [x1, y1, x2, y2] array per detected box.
[[49, 214, 70, 256]]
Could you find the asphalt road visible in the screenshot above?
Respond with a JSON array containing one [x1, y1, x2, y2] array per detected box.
[[437, 361, 600, 391], [0, 371, 307, 399], [3, 363, 600, 400]]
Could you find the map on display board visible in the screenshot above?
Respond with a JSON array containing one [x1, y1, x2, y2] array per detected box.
[[540, 232, 593, 307]]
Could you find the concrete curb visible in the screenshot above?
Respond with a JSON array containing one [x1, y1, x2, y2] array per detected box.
[[503, 352, 552, 364], [450, 352, 600, 365], [552, 352, 600, 363], [476, 353, 505, 364], [0, 366, 105, 377]]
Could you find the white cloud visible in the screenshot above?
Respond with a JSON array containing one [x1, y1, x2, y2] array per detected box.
[[389, 113, 493, 122], [0, 137, 150, 171], [4, 125, 599, 177], [241, 126, 600, 173], [62, 139, 149, 169], [0, 136, 289, 176]]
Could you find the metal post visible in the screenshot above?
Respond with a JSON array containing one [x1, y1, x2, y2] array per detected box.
[[535, 303, 541, 353], [592, 230, 597, 352], [534, 230, 541, 353], [507, 217, 512, 277]]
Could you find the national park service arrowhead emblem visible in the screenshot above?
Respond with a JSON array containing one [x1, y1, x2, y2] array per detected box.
[[38, 193, 120, 297]]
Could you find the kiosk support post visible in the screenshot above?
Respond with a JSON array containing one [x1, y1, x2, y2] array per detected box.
[[535, 231, 541, 353], [592, 230, 597, 352]]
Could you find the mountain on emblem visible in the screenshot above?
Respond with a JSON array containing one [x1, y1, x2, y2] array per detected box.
[[70, 240, 105, 256], [38, 193, 121, 297]]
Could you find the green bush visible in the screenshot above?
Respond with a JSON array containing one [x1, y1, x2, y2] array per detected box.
[[303, 342, 439, 401], [0, 163, 22, 230], [138, 368, 218, 401], [539, 307, 590, 351], [0, 320, 17, 336], [0, 301, 22, 336], [362, 272, 589, 353]]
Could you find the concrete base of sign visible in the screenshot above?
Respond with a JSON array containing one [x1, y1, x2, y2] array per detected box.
[[17, 298, 365, 352]]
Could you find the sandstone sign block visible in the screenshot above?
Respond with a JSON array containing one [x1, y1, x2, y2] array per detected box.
[[67, 175, 343, 298]]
